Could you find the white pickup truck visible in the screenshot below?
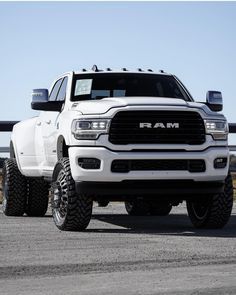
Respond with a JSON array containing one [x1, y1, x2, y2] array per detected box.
[[2, 66, 233, 231]]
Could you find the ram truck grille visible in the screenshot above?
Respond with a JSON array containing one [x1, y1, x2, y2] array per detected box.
[[109, 111, 205, 145]]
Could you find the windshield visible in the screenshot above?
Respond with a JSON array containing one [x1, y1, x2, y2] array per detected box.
[[71, 73, 191, 101]]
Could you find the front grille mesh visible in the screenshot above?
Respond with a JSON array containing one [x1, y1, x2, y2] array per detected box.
[[111, 159, 206, 173], [109, 111, 205, 145]]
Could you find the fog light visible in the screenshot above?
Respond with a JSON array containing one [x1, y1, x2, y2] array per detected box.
[[214, 158, 227, 169], [78, 158, 101, 169]]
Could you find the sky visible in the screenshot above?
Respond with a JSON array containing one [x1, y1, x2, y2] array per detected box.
[[0, 1, 236, 150]]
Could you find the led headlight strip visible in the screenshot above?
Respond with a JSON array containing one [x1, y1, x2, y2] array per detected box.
[[72, 118, 111, 140], [204, 120, 228, 140]]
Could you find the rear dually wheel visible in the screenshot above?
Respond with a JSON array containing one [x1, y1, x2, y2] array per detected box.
[[2, 159, 27, 216]]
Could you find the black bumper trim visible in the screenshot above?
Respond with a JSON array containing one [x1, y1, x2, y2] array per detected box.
[[75, 180, 224, 200]]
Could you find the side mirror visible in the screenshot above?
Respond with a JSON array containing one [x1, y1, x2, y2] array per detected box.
[[206, 91, 223, 112], [31, 89, 63, 112]]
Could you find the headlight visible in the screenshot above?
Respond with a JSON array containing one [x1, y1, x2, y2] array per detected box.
[[204, 120, 228, 140], [71, 119, 111, 140]]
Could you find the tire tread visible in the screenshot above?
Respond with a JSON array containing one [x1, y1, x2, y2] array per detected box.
[[187, 173, 233, 229], [26, 178, 49, 217], [2, 159, 27, 216], [52, 158, 92, 231]]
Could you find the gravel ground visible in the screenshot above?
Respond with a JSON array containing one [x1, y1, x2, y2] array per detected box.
[[1, 202, 236, 295]]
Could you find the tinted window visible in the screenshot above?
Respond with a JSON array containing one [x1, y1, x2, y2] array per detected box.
[[49, 79, 63, 101], [71, 73, 191, 101], [57, 77, 68, 101], [91, 90, 110, 99]]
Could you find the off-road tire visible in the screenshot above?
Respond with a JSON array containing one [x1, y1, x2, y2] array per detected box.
[[187, 173, 233, 229], [52, 157, 93, 231], [149, 202, 172, 216], [2, 158, 27, 216], [125, 200, 150, 216], [25, 178, 49, 217]]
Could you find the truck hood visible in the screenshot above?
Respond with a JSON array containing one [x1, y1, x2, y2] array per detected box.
[[72, 97, 209, 116]]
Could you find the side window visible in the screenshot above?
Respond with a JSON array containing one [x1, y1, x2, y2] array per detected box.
[[49, 79, 63, 101], [57, 77, 68, 101]]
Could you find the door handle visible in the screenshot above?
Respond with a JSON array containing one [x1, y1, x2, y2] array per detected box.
[[36, 122, 41, 126], [45, 120, 51, 124]]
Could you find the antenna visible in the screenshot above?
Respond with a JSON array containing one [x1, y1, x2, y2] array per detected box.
[[92, 65, 99, 72]]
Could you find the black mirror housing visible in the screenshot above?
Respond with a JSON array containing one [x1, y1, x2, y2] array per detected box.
[[206, 91, 223, 112], [31, 101, 63, 112], [31, 89, 62, 112]]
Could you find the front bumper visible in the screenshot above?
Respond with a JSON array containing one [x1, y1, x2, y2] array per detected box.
[[75, 180, 224, 199], [69, 146, 229, 182]]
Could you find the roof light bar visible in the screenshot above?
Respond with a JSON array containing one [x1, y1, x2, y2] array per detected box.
[[82, 66, 160, 73]]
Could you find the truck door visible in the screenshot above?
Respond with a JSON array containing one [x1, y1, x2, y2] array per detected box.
[[41, 77, 68, 175]]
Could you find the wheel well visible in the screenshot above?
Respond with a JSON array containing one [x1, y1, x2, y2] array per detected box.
[[57, 136, 68, 160]]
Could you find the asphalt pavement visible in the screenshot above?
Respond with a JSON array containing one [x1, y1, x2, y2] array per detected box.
[[1, 202, 236, 295]]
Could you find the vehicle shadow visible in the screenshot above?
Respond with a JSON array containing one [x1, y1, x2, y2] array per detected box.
[[89, 213, 236, 238]]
